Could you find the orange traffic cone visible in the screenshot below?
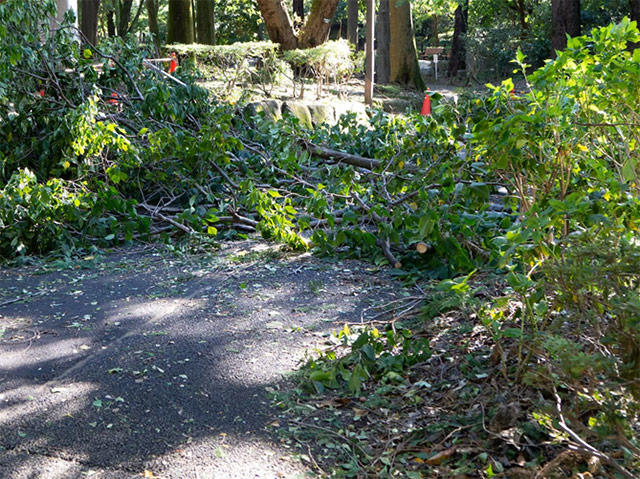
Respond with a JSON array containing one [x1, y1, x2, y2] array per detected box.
[[420, 91, 431, 116], [169, 52, 178, 74]]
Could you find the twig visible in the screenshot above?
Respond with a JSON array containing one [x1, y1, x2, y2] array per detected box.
[[552, 388, 635, 479], [143, 60, 188, 88]]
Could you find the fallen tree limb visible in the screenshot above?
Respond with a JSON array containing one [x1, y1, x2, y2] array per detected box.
[[378, 237, 402, 269], [301, 140, 381, 170]]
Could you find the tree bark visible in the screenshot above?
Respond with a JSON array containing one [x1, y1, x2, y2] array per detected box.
[[347, 0, 358, 47], [431, 14, 439, 46], [364, 0, 374, 105], [167, 0, 195, 44], [256, 0, 339, 50], [196, 0, 216, 44], [447, 0, 468, 78], [118, 0, 133, 36], [551, 0, 580, 54], [389, 0, 424, 89], [297, 0, 340, 48], [145, 0, 160, 47], [256, 0, 298, 49], [376, 0, 390, 84], [80, 0, 100, 45]]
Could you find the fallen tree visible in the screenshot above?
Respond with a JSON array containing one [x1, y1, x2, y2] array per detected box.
[[0, 0, 504, 275]]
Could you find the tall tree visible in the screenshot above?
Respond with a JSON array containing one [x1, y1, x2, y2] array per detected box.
[[389, 0, 424, 89], [118, 0, 133, 35], [551, 0, 580, 53], [145, 0, 161, 47], [256, 0, 339, 50], [376, 0, 390, 83], [347, 0, 358, 47], [447, 0, 468, 78], [167, 0, 195, 44], [80, 0, 100, 44], [196, 0, 215, 44]]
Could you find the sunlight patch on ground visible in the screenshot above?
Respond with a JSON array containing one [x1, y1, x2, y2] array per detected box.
[[0, 381, 96, 425], [0, 337, 82, 372]]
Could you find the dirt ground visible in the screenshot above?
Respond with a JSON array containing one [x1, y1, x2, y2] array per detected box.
[[0, 240, 408, 479]]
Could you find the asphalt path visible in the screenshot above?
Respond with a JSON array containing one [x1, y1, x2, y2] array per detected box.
[[0, 241, 400, 479]]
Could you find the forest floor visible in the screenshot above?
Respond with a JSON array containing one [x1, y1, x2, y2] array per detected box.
[[199, 76, 467, 115], [0, 240, 409, 479]]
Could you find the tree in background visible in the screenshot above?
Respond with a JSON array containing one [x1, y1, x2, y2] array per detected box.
[[347, 0, 358, 47], [389, 0, 425, 89], [256, 0, 339, 49], [167, 0, 194, 43], [447, 0, 468, 78], [145, 0, 161, 48], [80, 0, 100, 44], [552, 0, 581, 53], [196, 0, 215, 44], [376, 0, 390, 83]]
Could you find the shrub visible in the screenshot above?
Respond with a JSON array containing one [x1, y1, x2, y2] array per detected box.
[[282, 39, 355, 95], [169, 41, 291, 96]]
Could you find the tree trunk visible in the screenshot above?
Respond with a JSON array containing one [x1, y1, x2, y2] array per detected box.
[[364, 0, 374, 104], [118, 0, 133, 36], [256, 0, 339, 50], [431, 14, 439, 46], [347, 0, 358, 47], [551, 0, 580, 54], [167, 0, 195, 44], [447, 0, 468, 79], [196, 0, 216, 44], [389, 0, 424, 89], [256, 0, 298, 49], [565, 0, 580, 37], [106, 9, 116, 36], [298, 0, 340, 48], [293, 0, 304, 22], [376, 0, 390, 84], [80, 0, 100, 45], [145, 0, 160, 47]]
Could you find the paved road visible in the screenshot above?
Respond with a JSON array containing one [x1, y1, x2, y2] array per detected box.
[[0, 241, 399, 479]]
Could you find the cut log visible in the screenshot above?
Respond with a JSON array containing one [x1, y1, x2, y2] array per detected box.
[[416, 242, 430, 254], [378, 238, 402, 269]]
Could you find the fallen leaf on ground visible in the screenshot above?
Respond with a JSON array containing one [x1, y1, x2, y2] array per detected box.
[[425, 447, 456, 465]]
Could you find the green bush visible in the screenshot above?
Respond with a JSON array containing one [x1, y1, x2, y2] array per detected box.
[[283, 39, 355, 85], [170, 41, 291, 96]]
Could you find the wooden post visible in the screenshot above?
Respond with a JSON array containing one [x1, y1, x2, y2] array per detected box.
[[364, 0, 375, 105]]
